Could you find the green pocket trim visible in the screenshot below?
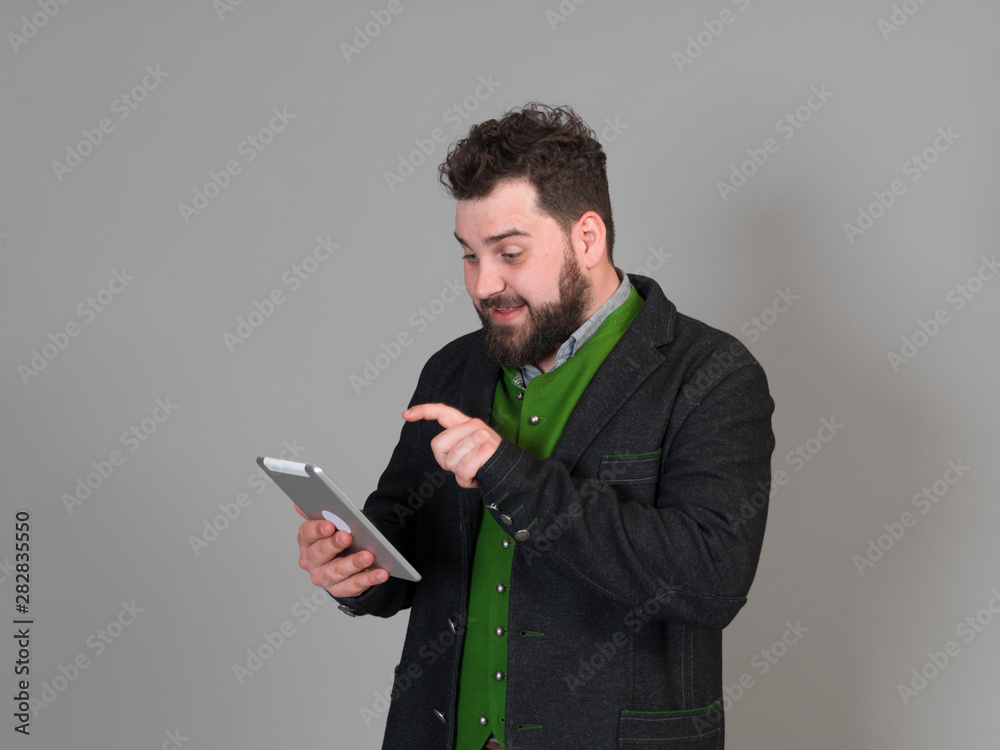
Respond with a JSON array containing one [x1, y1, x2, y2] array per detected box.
[[621, 699, 721, 716], [602, 448, 663, 459]]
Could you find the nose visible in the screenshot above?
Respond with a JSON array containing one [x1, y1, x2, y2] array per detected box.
[[472, 257, 506, 302]]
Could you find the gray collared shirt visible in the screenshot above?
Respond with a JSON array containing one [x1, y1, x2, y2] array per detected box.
[[519, 266, 631, 386]]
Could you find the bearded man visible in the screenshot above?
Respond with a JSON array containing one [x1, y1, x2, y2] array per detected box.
[[296, 103, 775, 750]]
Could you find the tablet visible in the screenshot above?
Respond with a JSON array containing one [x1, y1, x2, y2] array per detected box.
[[258, 456, 421, 582]]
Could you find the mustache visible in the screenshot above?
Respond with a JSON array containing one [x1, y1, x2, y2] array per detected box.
[[480, 297, 526, 310]]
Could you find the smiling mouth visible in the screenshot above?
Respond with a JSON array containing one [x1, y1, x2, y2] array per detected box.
[[491, 304, 525, 320]]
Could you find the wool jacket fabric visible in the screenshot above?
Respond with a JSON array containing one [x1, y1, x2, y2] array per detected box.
[[335, 273, 776, 749]]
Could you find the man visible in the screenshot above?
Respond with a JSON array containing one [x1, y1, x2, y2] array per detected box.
[[297, 103, 775, 749]]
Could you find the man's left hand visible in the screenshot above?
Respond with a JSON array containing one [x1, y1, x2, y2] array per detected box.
[[402, 403, 501, 489]]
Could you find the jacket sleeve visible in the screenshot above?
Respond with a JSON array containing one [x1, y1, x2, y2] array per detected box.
[[331, 359, 445, 619], [475, 360, 775, 631]]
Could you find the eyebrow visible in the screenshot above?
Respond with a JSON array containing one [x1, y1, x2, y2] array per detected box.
[[454, 228, 532, 249]]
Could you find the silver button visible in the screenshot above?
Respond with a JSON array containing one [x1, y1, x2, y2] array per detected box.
[[499, 514, 512, 525], [337, 604, 358, 617], [495, 626, 505, 637], [448, 618, 456, 634], [514, 529, 530, 541], [479, 716, 489, 726], [496, 583, 506, 594], [528, 415, 540, 425], [501, 539, 511, 549], [516, 392, 524, 400], [495, 671, 505, 681], [434, 709, 446, 724]]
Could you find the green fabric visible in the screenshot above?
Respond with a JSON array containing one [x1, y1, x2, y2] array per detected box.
[[454, 284, 644, 749]]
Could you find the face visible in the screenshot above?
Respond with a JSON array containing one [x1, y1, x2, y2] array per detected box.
[[454, 179, 593, 369]]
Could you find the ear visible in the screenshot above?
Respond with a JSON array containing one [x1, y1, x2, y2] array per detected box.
[[572, 211, 608, 271]]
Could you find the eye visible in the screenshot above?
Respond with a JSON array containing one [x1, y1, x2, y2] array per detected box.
[[462, 253, 478, 264], [503, 253, 521, 262]]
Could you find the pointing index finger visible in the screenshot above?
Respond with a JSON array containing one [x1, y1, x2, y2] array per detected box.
[[402, 403, 468, 428]]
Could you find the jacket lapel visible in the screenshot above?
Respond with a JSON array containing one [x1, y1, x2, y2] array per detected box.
[[553, 274, 677, 473], [453, 274, 678, 476]]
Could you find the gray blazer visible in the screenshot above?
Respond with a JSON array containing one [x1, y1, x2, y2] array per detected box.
[[336, 273, 775, 749]]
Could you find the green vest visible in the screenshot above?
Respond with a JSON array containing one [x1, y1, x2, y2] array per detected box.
[[454, 283, 644, 749]]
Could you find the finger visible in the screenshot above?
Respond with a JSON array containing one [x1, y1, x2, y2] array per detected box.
[[439, 431, 483, 473], [313, 549, 385, 591], [452, 440, 494, 488], [402, 403, 470, 429], [297, 518, 337, 546], [299, 527, 353, 569], [430, 418, 489, 455], [293, 503, 309, 521], [328, 567, 390, 598]]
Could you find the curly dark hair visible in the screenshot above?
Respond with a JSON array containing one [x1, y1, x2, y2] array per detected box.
[[438, 102, 615, 263]]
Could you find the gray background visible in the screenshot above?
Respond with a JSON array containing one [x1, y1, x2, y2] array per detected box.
[[2, 1, 998, 747]]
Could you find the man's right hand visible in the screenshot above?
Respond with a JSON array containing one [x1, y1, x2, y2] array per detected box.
[[295, 505, 389, 598]]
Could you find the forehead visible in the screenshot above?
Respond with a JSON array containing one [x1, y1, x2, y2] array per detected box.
[[454, 179, 552, 239]]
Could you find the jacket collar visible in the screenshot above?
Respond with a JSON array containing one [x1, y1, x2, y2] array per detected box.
[[458, 273, 677, 472]]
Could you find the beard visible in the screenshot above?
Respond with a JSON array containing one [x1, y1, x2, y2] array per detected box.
[[474, 240, 593, 369]]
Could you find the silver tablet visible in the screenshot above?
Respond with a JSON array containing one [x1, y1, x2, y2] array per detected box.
[[258, 456, 421, 582]]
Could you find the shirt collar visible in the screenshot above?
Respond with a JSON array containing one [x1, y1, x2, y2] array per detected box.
[[519, 266, 630, 386]]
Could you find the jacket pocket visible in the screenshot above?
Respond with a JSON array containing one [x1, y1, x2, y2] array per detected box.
[[617, 700, 723, 749], [598, 450, 661, 485]]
